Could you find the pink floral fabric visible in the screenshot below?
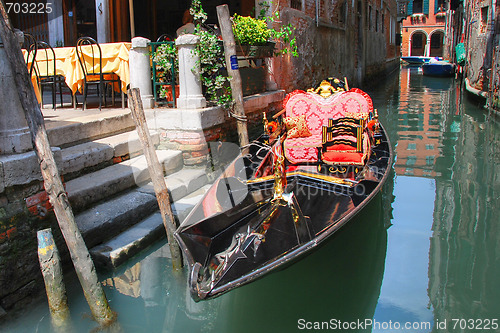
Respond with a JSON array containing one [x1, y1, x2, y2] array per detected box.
[[283, 90, 372, 163]]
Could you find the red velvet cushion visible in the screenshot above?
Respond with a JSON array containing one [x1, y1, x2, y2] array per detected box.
[[322, 151, 365, 165], [326, 143, 356, 151]]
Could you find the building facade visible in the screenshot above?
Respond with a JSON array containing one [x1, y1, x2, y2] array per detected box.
[[400, 0, 447, 58], [9, 0, 401, 90]]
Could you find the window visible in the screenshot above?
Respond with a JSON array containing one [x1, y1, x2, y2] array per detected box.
[[406, 156, 417, 166], [413, 0, 423, 13], [481, 6, 489, 33], [435, 0, 446, 13], [338, 1, 346, 26], [291, 0, 302, 10], [368, 6, 372, 30], [412, 33, 423, 48], [407, 143, 417, 150], [376, 10, 379, 32], [430, 33, 442, 49]]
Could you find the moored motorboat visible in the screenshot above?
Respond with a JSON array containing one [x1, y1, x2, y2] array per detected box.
[[401, 56, 439, 65], [175, 78, 393, 301], [422, 60, 456, 77]]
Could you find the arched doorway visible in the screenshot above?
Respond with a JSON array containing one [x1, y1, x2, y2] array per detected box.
[[429, 30, 444, 57], [410, 31, 427, 56]]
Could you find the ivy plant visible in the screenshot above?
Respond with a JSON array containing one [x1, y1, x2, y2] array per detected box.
[[191, 0, 232, 107], [152, 42, 178, 99]]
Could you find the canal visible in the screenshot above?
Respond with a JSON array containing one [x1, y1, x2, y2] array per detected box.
[[1, 67, 499, 332]]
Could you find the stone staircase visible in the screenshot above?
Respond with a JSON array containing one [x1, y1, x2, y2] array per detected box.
[[44, 109, 209, 270]]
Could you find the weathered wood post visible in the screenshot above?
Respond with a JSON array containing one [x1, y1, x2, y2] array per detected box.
[[216, 4, 249, 147], [128, 88, 183, 270], [0, 5, 116, 327], [37, 229, 72, 332]]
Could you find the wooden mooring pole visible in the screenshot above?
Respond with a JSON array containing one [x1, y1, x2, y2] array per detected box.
[[127, 88, 183, 270], [37, 229, 72, 332], [0, 6, 116, 327], [217, 4, 250, 147]]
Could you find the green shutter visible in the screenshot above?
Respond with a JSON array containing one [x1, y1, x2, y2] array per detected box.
[[435, 0, 439, 13], [408, 0, 413, 15], [423, 0, 429, 14]]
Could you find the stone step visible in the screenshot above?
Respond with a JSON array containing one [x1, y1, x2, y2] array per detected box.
[[89, 183, 211, 270], [45, 108, 135, 148], [66, 149, 183, 212], [81, 169, 209, 269], [60, 130, 160, 175]]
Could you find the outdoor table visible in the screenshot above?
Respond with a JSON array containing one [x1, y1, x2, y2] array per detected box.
[[23, 42, 131, 105]]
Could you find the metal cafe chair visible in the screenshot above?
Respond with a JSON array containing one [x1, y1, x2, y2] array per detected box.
[[34, 41, 66, 109], [156, 34, 174, 42], [76, 37, 122, 110], [22, 33, 38, 81]]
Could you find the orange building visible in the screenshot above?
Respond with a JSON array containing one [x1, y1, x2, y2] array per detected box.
[[401, 0, 448, 57]]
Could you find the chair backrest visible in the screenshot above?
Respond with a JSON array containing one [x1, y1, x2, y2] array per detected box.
[[322, 118, 364, 152], [76, 37, 103, 79], [156, 34, 174, 42], [284, 90, 372, 136], [23, 32, 37, 77], [34, 41, 56, 78]]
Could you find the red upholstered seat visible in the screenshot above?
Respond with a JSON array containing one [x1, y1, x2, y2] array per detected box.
[[282, 89, 373, 163], [321, 132, 370, 166]]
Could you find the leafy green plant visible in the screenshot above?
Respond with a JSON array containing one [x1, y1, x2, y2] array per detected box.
[[233, 2, 298, 57], [152, 42, 178, 99], [232, 14, 271, 45], [191, 0, 232, 107]]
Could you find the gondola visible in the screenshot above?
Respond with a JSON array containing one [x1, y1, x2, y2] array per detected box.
[[174, 78, 393, 301]]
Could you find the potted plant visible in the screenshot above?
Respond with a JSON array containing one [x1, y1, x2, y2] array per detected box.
[[232, 10, 298, 58]]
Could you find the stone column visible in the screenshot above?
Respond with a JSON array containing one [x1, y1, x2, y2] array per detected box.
[[129, 37, 153, 109], [175, 34, 206, 109], [0, 32, 32, 154], [48, 0, 64, 47], [425, 36, 431, 57], [95, 0, 111, 44]]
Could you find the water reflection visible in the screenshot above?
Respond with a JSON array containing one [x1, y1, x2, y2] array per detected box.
[[395, 67, 461, 179], [369, 67, 500, 332], [429, 97, 500, 328]]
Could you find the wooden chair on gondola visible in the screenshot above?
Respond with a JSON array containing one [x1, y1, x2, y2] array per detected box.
[[317, 117, 370, 173], [34, 41, 67, 109], [76, 37, 122, 110]]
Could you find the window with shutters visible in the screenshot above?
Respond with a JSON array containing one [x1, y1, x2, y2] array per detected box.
[[413, 0, 423, 13], [291, 0, 302, 10]]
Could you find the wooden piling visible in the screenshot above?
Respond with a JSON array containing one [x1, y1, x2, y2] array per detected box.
[[37, 229, 72, 332], [127, 88, 183, 270], [0, 7, 116, 327], [217, 4, 250, 147]]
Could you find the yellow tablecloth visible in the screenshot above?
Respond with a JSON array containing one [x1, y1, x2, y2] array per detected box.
[[72, 42, 131, 94], [24, 42, 131, 101]]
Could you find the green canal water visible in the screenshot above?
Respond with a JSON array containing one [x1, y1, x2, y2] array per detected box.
[[1, 67, 499, 332]]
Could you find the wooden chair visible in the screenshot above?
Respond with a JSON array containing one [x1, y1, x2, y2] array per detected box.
[[318, 117, 369, 172], [76, 37, 122, 110], [34, 41, 66, 109]]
